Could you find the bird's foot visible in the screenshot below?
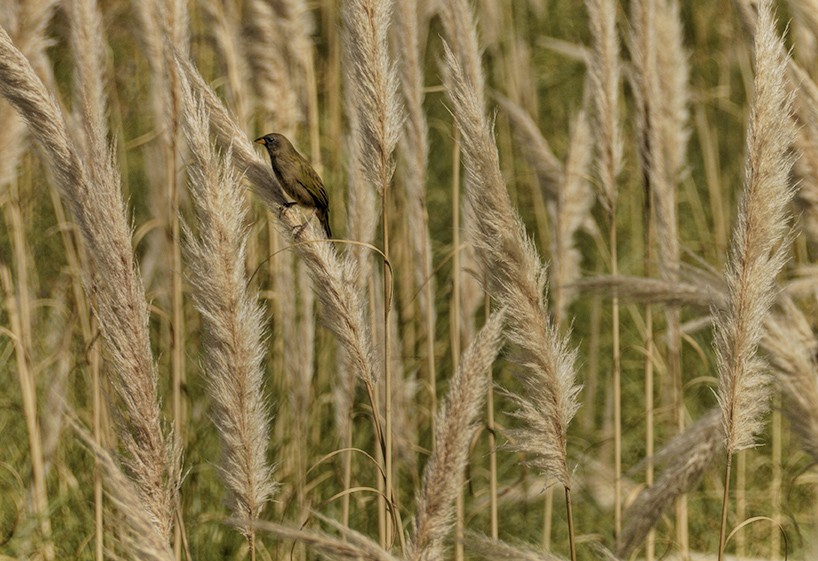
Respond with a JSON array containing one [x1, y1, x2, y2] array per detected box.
[[292, 221, 308, 239], [278, 201, 297, 219]]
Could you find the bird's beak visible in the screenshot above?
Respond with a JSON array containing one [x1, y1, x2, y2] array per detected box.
[[254, 137, 266, 145]]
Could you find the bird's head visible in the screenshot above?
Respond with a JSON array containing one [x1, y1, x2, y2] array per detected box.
[[254, 133, 292, 157]]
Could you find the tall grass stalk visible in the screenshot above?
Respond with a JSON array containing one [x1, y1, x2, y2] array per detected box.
[[630, 0, 690, 553], [440, 3, 582, 557], [342, 0, 404, 547], [66, 0, 116, 555], [629, 12, 657, 555], [585, 0, 623, 543], [714, 3, 797, 559], [395, 0, 436, 437], [243, 0, 298, 136], [450, 123, 463, 561], [0, 23, 178, 543], [133, 5, 189, 556], [339, 68, 377, 528], [181, 91, 275, 558], [274, 0, 320, 163], [134, 4, 189, 506]]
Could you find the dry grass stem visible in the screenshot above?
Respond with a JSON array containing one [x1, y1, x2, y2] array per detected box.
[[342, 0, 402, 196], [550, 109, 595, 322], [715, 4, 796, 556], [630, 0, 688, 283], [242, 0, 299, 134], [342, 0, 405, 545], [439, 0, 485, 111], [395, 0, 436, 424], [585, 0, 622, 212], [200, 0, 250, 126]]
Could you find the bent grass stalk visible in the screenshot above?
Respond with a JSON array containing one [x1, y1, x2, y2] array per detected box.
[[440, 2, 582, 555], [0, 23, 178, 543]]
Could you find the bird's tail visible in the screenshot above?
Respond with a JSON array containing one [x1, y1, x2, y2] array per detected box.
[[317, 207, 332, 238]]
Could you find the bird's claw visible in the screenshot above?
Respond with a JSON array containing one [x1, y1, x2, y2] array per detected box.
[[292, 221, 308, 239], [278, 201, 297, 219]]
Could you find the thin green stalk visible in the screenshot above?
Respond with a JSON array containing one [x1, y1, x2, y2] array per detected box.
[[485, 285, 497, 540], [611, 208, 622, 545], [451, 124, 463, 561], [771, 395, 782, 559], [566, 486, 576, 561], [718, 452, 733, 561], [382, 155, 396, 551]]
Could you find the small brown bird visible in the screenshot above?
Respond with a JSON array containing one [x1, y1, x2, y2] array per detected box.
[[255, 132, 332, 238]]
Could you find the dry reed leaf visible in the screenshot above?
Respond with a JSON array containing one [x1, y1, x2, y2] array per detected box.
[[465, 532, 568, 561], [247, 517, 400, 561]]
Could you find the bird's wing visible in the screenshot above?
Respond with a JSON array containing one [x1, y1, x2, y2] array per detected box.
[[298, 163, 329, 209]]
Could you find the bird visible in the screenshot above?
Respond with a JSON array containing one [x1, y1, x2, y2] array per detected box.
[[255, 132, 332, 238]]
